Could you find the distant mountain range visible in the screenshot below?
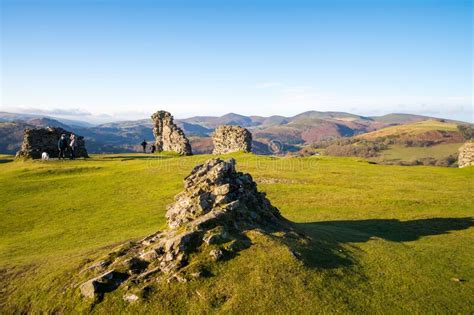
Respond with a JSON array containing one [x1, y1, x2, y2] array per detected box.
[[0, 110, 469, 155], [0, 111, 95, 127]]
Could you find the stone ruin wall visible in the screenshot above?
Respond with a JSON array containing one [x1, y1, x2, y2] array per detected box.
[[151, 111, 192, 155], [458, 141, 474, 168], [212, 125, 252, 154], [15, 127, 88, 159]]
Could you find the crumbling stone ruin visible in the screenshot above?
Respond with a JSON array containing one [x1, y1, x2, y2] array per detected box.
[[15, 127, 88, 159], [458, 141, 474, 168], [212, 125, 252, 154], [78, 158, 295, 301], [151, 111, 192, 155]]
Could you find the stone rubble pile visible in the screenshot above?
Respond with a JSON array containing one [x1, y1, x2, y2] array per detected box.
[[15, 127, 88, 159], [79, 158, 289, 300], [151, 110, 192, 155], [212, 125, 252, 154]]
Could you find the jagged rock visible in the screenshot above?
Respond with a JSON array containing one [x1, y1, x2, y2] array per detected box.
[[140, 250, 160, 262], [79, 270, 128, 299], [151, 110, 192, 155], [458, 141, 474, 168], [209, 249, 224, 261], [212, 125, 252, 154], [15, 127, 88, 159], [203, 227, 229, 245], [78, 158, 290, 299], [165, 158, 281, 230]]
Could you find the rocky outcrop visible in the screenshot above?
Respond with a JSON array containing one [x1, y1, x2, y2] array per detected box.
[[15, 127, 88, 159], [165, 158, 282, 229], [458, 142, 474, 168], [151, 111, 192, 155], [78, 158, 293, 300], [212, 125, 252, 154]]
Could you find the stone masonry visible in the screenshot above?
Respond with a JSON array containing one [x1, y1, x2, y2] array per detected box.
[[212, 125, 252, 154], [15, 127, 88, 159], [151, 111, 192, 155], [458, 141, 474, 168]]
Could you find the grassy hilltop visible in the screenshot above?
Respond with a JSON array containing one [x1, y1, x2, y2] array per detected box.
[[0, 153, 473, 313]]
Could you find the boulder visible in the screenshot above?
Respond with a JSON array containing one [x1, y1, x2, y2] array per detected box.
[[458, 141, 474, 168], [212, 125, 252, 154], [151, 110, 192, 155], [79, 270, 128, 299], [15, 127, 88, 159]]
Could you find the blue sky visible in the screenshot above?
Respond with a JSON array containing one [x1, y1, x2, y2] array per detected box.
[[1, 0, 472, 121]]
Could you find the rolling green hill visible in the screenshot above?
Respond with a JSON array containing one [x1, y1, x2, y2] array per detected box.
[[357, 119, 464, 144], [0, 153, 473, 313]]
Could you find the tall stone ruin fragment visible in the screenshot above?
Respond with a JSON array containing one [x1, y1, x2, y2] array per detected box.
[[212, 125, 252, 154], [151, 111, 192, 155], [458, 141, 474, 168], [15, 127, 88, 159]]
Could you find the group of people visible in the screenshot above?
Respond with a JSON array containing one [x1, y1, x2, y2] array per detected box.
[[58, 133, 78, 160], [140, 139, 156, 154]]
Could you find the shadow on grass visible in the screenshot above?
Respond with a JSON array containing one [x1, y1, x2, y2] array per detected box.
[[0, 159, 13, 164], [300, 217, 474, 243], [291, 217, 474, 269]]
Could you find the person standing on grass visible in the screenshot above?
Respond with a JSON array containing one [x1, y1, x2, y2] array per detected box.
[[58, 134, 68, 160], [141, 139, 147, 153], [150, 144, 156, 154], [69, 133, 78, 160]]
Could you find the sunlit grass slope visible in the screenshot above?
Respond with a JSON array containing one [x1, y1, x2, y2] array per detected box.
[[0, 153, 473, 313], [374, 143, 462, 162], [358, 119, 459, 139]]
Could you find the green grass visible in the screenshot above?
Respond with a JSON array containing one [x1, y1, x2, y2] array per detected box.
[[0, 153, 473, 313], [374, 143, 463, 162]]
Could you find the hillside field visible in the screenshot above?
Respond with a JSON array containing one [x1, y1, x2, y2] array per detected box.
[[0, 153, 473, 313], [357, 119, 459, 139], [373, 143, 463, 163]]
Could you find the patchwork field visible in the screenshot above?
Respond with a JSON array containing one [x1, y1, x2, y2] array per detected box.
[[0, 153, 473, 313]]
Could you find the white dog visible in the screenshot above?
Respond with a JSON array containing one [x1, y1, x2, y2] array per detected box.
[[41, 152, 50, 161]]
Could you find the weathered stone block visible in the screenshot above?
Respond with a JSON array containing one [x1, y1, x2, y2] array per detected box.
[[212, 125, 252, 154]]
